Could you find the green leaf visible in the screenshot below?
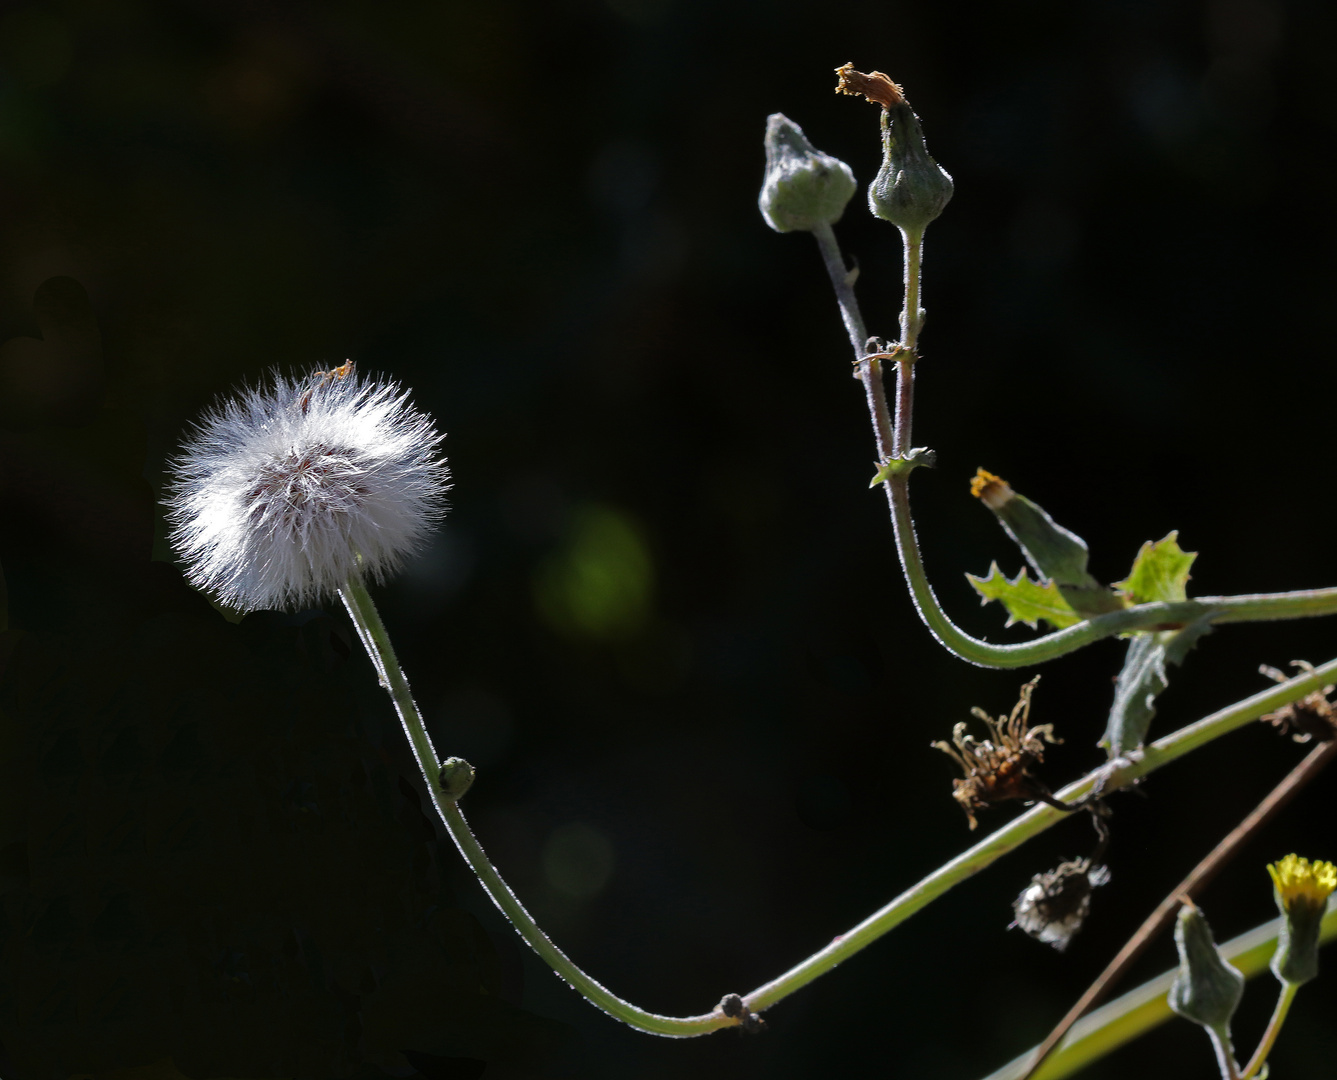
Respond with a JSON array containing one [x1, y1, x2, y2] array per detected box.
[[1114, 531, 1197, 605], [1100, 618, 1213, 756], [869, 446, 937, 486], [967, 562, 1083, 630], [972, 470, 1124, 619]]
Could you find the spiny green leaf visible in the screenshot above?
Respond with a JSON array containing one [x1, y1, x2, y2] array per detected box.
[[1115, 531, 1197, 605], [967, 562, 1083, 630], [1100, 617, 1214, 756]]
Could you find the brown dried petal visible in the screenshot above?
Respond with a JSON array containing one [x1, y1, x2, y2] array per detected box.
[[833, 63, 905, 108]]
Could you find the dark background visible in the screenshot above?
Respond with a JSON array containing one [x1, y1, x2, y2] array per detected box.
[[2, 0, 1336, 1077]]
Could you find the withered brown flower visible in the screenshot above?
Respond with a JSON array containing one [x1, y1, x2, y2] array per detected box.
[[932, 677, 1060, 829], [1260, 661, 1336, 743]]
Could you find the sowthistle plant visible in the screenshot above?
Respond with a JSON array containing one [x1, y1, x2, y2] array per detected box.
[[165, 62, 1337, 1078]]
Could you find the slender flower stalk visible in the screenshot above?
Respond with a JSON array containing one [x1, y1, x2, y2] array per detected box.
[[1239, 982, 1297, 1079], [806, 223, 1337, 668], [337, 576, 730, 1037], [336, 578, 1337, 1032]]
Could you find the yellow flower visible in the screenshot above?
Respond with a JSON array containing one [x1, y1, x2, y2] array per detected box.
[[1267, 854, 1335, 985], [1267, 854, 1337, 913]]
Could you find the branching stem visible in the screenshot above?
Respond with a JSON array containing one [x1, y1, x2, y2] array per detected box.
[[338, 577, 1337, 1036], [807, 225, 1337, 668]]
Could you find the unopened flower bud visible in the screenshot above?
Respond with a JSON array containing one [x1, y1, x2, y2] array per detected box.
[[439, 756, 476, 801], [834, 64, 953, 236], [1167, 902, 1245, 1032], [1268, 854, 1336, 986], [759, 113, 857, 234], [868, 102, 954, 235]]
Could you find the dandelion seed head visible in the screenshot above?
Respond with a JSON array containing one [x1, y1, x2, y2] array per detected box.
[[167, 366, 450, 612]]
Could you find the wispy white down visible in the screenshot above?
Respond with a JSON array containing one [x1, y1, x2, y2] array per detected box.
[[167, 367, 450, 612]]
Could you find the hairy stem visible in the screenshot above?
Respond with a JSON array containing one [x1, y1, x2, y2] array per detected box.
[[339, 576, 730, 1037], [342, 572, 1337, 1037], [893, 229, 922, 457], [900, 227, 923, 351], [808, 225, 1337, 669], [811, 221, 869, 360], [812, 222, 895, 460]]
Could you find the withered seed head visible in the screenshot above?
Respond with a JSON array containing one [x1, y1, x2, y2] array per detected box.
[[1260, 662, 1337, 743], [1011, 858, 1110, 952], [932, 676, 1060, 829]]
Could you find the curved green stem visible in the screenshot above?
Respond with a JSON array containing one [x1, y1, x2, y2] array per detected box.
[[884, 473, 1337, 668], [339, 576, 730, 1037], [982, 905, 1337, 1080], [806, 225, 1337, 669], [1241, 981, 1298, 1079], [342, 570, 1337, 1037]]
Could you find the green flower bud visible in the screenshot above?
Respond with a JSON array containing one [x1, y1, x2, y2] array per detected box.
[[867, 101, 954, 236], [1167, 903, 1245, 1032], [439, 756, 476, 801], [759, 114, 857, 234], [1268, 854, 1336, 986]]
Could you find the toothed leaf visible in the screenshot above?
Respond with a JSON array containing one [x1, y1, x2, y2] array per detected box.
[[1100, 617, 1214, 755], [1114, 531, 1197, 604], [967, 562, 1082, 630], [972, 471, 1124, 618]]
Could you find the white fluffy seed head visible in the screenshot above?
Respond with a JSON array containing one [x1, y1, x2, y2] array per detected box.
[[167, 365, 450, 612]]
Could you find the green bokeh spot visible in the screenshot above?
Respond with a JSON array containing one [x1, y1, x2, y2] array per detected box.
[[535, 505, 654, 640]]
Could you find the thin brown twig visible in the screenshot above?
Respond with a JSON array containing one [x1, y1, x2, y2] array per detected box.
[[1017, 735, 1337, 1080]]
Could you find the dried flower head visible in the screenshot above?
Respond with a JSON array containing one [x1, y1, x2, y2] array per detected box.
[[167, 363, 449, 612], [932, 677, 1060, 829], [1011, 857, 1110, 952], [1259, 662, 1337, 743], [833, 62, 904, 108]]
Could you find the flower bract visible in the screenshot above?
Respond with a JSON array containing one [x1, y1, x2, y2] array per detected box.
[[167, 364, 450, 612]]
